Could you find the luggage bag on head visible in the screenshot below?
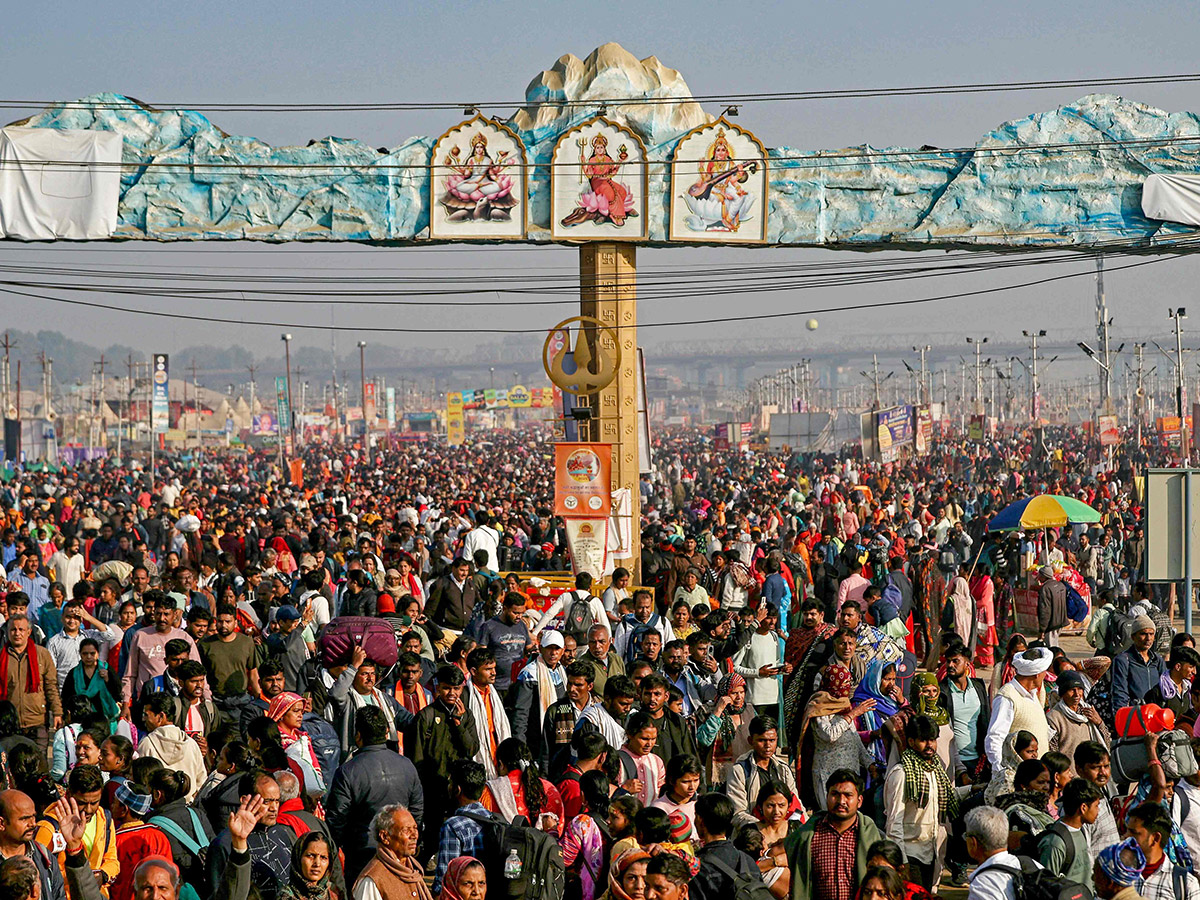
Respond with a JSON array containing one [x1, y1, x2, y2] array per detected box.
[[318, 616, 399, 667]]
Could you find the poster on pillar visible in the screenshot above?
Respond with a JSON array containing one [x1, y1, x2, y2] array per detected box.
[[446, 392, 465, 446], [551, 117, 648, 242], [669, 119, 767, 243], [429, 116, 527, 240], [565, 518, 608, 580], [1098, 414, 1119, 446], [554, 442, 612, 517], [364, 383, 377, 425]]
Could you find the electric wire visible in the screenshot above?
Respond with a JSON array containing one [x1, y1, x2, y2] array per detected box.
[[5, 70, 1200, 113], [0, 250, 1184, 335], [4, 131, 1200, 175], [0, 241, 1184, 304]]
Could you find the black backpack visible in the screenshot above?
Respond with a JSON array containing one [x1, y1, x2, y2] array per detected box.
[[705, 855, 775, 900], [1105, 609, 1137, 656], [565, 592, 596, 636], [991, 855, 1093, 900], [1034, 821, 1076, 872], [460, 811, 566, 900]]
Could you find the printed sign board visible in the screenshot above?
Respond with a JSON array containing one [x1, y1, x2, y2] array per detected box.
[[554, 443, 612, 517]]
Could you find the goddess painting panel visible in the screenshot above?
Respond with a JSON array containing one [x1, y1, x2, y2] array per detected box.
[[429, 117, 527, 240], [551, 117, 648, 242], [669, 120, 767, 243]]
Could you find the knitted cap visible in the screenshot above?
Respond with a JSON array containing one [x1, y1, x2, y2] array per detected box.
[[669, 810, 691, 842]]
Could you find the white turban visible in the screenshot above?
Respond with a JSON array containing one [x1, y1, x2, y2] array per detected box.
[[1012, 647, 1054, 677]]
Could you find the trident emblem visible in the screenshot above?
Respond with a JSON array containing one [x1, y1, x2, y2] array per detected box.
[[542, 316, 621, 395]]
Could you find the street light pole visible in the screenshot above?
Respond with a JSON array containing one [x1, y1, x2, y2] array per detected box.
[[913, 345, 931, 405], [357, 341, 367, 440], [1170, 308, 1190, 463], [966, 337, 988, 415], [281, 333, 295, 457], [1023, 329, 1046, 422]]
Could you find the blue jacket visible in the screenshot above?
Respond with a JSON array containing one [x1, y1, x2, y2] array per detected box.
[[1111, 647, 1167, 712]]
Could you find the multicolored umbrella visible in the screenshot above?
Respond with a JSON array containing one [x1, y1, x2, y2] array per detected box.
[[987, 494, 1101, 531]]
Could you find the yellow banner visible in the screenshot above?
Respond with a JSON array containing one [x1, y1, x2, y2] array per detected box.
[[447, 392, 465, 445]]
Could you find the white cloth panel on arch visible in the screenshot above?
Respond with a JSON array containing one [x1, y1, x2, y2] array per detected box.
[[0, 126, 123, 240]]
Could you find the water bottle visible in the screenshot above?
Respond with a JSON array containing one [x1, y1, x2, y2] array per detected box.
[[504, 849, 522, 880]]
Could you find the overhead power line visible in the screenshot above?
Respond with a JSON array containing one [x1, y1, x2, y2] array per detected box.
[[4, 71, 1200, 113], [5, 132, 1200, 175], [0, 248, 1187, 335]]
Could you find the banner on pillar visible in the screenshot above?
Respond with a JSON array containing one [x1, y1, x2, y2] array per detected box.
[[1098, 414, 1119, 446], [565, 518, 608, 580], [151, 353, 170, 434], [554, 442, 612, 516], [446, 391, 465, 446], [274, 376, 292, 455], [364, 382, 377, 425], [385, 387, 396, 429]]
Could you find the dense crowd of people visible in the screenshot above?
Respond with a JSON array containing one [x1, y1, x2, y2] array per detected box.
[[0, 425, 1188, 900]]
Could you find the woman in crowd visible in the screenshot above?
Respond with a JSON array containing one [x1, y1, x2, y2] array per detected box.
[[865, 840, 936, 900], [481, 738, 564, 834], [437, 856, 487, 900], [807, 663, 876, 809], [267, 691, 326, 797], [853, 660, 902, 773], [600, 848, 649, 900], [560, 770, 610, 900], [649, 754, 703, 840], [278, 831, 343, 900], [996, 758, 1056, 848], [860, 864, 908, 900], [984, 729, 1039, 804], [697, 673, 756, 786], [754, 779, 800, 854], [61, 637, 122, 720]]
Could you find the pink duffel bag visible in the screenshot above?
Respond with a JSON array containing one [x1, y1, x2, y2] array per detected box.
[[318, 616, 399, 668]]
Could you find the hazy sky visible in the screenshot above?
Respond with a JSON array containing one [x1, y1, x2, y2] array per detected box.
[[4, 0, 1200, 378]]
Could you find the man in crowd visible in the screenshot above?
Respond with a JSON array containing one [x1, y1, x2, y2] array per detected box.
[[786, 769, 882, 900], [511, 630, 566, 756], [326, 706, 424, 886], [1111, 615, 1168, 711], [0, 616, 61, 750], [984, 646, 1052, 772], [122, 593, 202, 715]]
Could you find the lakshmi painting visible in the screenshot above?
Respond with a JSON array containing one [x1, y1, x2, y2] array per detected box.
[[669, 119, 767, 243], [550, 117, 648, 242], [429, 116, 527, 240]]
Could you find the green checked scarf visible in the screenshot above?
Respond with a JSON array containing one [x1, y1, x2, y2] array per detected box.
[[900, 748, 959, 821]]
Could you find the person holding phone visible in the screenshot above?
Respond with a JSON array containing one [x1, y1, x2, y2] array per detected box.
[[732, 604, 791, 726]]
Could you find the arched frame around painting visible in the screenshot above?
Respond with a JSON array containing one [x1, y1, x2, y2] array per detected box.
[[429, 115, 529, 241], [669, 117, 768, 244], [550, 116, 649, 243]]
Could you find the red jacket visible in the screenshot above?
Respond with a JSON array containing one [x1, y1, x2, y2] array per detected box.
[[112, 822, 173, 900]]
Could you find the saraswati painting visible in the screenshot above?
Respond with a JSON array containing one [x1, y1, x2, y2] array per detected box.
[[551, 117, 648, 242], [429, 117, 527, 241], [669, 120, 767, 243]]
